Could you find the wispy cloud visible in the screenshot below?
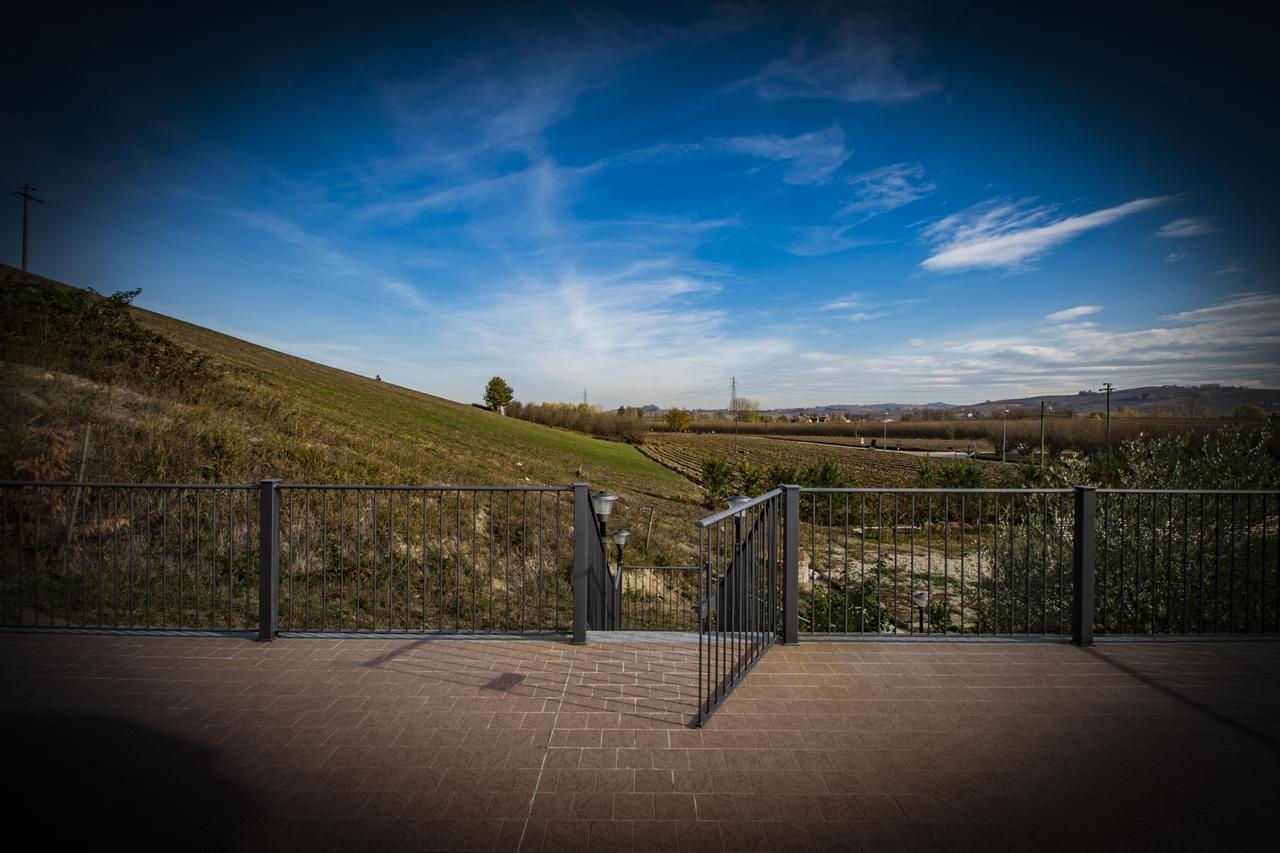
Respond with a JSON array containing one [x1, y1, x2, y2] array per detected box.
[[838, 163, 934, 218], [787, 226, 881, 257], [1154, 217, 1220, 238], [920, 196, 1172, 272], [444, 265, 792, 404], [1044, 305, 1103, 323], [1214, 264, 1245, 275], [746, 13, 939, 104], [1164, 252, 1186, 263], [714, 125, 852, 185], [820, 293, 867, 311]]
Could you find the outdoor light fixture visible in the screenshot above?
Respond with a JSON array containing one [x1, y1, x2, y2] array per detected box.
[[611, 529, 630, 548], [590, 491, 618, 519], [726, 494, 751, 514], [912, 591, 929, 634]]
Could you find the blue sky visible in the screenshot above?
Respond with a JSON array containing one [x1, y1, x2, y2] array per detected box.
[[4, 2, 1277, 408]]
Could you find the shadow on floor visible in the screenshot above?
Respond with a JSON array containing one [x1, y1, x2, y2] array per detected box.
[[1, 712, 251, 851]]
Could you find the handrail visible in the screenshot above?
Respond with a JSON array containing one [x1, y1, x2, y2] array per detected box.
[[694, 488, 783, 528], [799, 487, 1075, 494], [0, 481, 572, 492]]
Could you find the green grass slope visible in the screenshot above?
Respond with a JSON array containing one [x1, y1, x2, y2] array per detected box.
[[1, 264, 701, 561]]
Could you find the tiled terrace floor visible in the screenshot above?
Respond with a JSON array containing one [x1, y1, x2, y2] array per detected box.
[[1, 633, 1277, 852]]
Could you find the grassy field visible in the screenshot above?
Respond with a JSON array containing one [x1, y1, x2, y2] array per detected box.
[[641, 431, 1016, 488], [666, 412, 1267, 457]]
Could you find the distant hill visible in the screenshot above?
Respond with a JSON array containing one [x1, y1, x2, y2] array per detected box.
[[756, 386, 1279, 419]]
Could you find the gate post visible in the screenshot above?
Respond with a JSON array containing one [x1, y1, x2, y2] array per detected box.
[[1072, 485, 1096, 646], [782, 485, 800, 644], [258, 479, 281, 642], [572, 483, 590, 644]]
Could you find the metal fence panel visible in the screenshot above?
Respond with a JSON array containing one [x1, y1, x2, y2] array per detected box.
[[695, 488, 783, 726], [1, 482, 260, 630]]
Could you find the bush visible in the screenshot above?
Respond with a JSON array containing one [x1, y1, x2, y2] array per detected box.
[[701, 456, 734, 508]]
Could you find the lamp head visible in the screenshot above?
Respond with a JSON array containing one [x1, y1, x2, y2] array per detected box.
[[912, 591, 929, 609], [590, 491, 618, 519], [611, 529, 630, 547]]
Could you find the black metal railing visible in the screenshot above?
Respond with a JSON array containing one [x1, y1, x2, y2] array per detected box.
[[275, 485, 573, 633], [796, 488, 1075, 636], [694, 488, 784, 726], [1095, 490, 1277, 635], [795, 487, 1278, 637], [617, 564, 701, 631], [0, 481, 260, 630]]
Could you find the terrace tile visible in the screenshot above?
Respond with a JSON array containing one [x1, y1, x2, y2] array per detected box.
[[1, 633, 1277, 851]]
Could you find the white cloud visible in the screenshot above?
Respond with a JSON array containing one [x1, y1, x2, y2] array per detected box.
[[741, 292, 1280, 405], [1044, 305, 1103, 323], [1154, 217, 1220, 238], [920, 196, 1173, 272], [747, 14, 938, 104], [714, 125, 852, 185], [1214, 264, 1245, 275], [838, 163, 935, 218], [848, 311, 889, 322], [1164, 252, 1186, 263]]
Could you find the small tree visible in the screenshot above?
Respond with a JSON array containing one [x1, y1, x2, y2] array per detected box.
[[484, 376, 514, 412], [665, 408, 691, 431], [701, 456, 734, 508]]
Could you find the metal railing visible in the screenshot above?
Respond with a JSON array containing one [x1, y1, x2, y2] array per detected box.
[[795, 487, 1278, 638], [0, 481, 260, 630], [617, 564, 701, 631], [797, 488, 1076, 636], [2, 480, 578, 635], [1095, 490, 1277, 635], [694, 488, 784, 726], [275, 485, 573, 633]]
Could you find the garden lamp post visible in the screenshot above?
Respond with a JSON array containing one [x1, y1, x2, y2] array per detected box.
[[912, 590, 928, 634], [1001, 409, 1009, 463], [883, 410, 889, 442], [610, 528, 630, 569], [590, 491, 617, 537]]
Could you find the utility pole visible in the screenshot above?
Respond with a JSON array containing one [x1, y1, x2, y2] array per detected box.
[[583, 388, 588, 407], [1039, 400, 1049, 470], [1001, 409, 1009, 463], [12, 184, 42, 271], [1100, 382, 1114, 458]]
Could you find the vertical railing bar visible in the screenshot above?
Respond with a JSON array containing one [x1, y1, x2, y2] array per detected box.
[[826, 493, 833, 633], [958, 494, 965, 634], [860, 493, 867, 634], [926, 494, 932, 634], [1041, 492, 1047, 634], [843, 494, 849, 634], [909, 494, 916, 635], [1223, 491, 1233, 630], [1181, 493, 1189, 634], [892, 494, 899, 633], [1244, 494, 1252, 634]]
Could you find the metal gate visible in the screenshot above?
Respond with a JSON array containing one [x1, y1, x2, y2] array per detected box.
[[694, 489, 786, 725]]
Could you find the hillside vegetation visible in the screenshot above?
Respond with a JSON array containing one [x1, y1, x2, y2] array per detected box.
[[0, 264, 701, 565]]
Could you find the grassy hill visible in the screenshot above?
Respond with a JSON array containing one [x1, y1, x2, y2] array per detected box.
[[0, 264, 701, 563]]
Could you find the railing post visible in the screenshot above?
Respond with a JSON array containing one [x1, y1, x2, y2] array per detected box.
[[782, 485, 800, 644], [258, 479, 281, 642], [572, 483, 590, 644], [1072, 485, 1096, 646]]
